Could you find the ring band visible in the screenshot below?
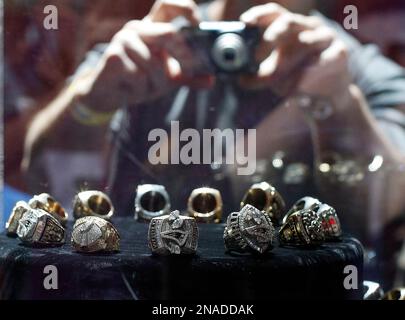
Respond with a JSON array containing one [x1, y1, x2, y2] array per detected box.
[[187, 187, 222, 223], [71, 216, 120, 253], [224, 204, 275, 254], [240, 182, 285, 225], [135, 184, 171, 221], [279, 209, 325, 247], [29, 193, 68, 226], [17, 208, 65, 246], [6, 201, 31, 237], [148, 210, 198, 255], [381, 288, 405, 300], [282, 196, 321, 225], [73, 190, 114, 220]]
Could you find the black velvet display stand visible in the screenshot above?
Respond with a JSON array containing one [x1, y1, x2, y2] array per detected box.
[[0, 218, 363, 300]]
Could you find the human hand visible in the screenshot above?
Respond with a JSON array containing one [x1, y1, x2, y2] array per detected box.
[[76, 0, 213, 111], [239, 3, 351, 101]]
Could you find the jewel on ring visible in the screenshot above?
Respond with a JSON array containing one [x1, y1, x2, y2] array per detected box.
[[71, 216, 120, 253], [148, 210, 198, 255], [313, 203, 342, 241], [279, 209, 325, 247], [282, 196, 321, 225], [6, 201, 31, 237], [224, 204, 275, 254], [17, 208, 65, 246]]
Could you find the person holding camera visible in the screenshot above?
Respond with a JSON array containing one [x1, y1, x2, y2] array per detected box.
[[23, 0, 405, 253]]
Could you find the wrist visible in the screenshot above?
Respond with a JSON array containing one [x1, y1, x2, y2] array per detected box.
[[67, 77, 116, 127], [295, 83, 360, 123], [67, 66, 120, 113], [329, 84, 355, 114]]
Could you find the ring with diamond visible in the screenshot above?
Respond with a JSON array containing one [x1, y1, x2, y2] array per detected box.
[[148, 210, 198, 255], [224, 204, 275, 254], [29, 193, 68, 226], [313, 203, 342, 241], [17, 208, 65, 246], [71, 216, 120, 253], [240, 182, 285, 225], [6, 201, 31, 237], [279, 209, 325, 247], [282, 196, 321, 225], [73, 190, 114, 220], [135, 184, 171, 221], [187, 187, 222, 223]]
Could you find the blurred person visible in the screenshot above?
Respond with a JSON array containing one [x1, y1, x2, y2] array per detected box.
[[21, 0, 405, 285], [4, 0, 79, 190], [4, 0, 153, 208]]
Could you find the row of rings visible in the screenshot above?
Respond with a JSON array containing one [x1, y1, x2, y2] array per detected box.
[[148, 196, 342, 255], [6, 193, 340, 255], [136, 181, 286, 224], [6, 190, 115, 233], [6, 194, 120, 253], [6, 182, 340, 253], [6, 181, 286, 226], [225, 197, 342, 254]]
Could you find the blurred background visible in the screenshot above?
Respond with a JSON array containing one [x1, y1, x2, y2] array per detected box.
[[2, 0, 405, 291]]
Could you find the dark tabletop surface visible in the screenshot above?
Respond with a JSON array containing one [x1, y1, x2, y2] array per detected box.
[[0, 218, 364, 300]]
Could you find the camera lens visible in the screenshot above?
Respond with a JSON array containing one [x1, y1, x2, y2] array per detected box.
[[223, 48, 236, 62], [211, 33, 248, 72]]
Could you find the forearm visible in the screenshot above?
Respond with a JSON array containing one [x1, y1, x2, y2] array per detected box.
[[22, 76, 112, 171], [308, 84, 405, 236], [309, 84, 404, 163]]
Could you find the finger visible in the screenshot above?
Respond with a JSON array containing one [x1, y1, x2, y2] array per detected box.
[[125, 20, 179, 45], [120, 20, 205, 87], [130, 21, 194, 62], [318, 39, 348, 64], [104, 32, 170, 100], [113, 28, 153, 70], [298, 40, 349, 93], [163, 53, 214, 88], [103, 22, 171, 96], [146, 0, 200, 25], [103, 43, 137, 74], [240, 3, 287, 26], [240, 32, 330, 92], [162, 33, 196, 72], [263, 14, 322, 44], [133, 21, 196, 66], [254, 14, 323, 63], [124, 38, 174, 92], [130, 21, 201, 76], [298, 26, 335, 48]]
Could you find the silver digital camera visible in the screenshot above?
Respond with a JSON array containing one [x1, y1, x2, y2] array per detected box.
[[182, 21, 260, 75]]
